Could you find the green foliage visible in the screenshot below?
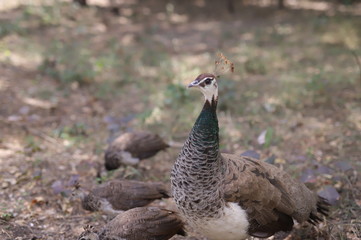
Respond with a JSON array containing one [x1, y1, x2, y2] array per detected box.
[[306, 71, 326, 93], [24, 136, 42, 153], [39, 41, 96, 85], [22, 3, 62, 26], [163, 83, 190, 106], [35, 89, 54, 100], [53, 123, 87, 145], [244, 57, 267, 75], [264, 127, 274, 148], [122, 166, 142, 179], [0, 21, 24, 38], [0, 212, 14, 221], [93, 82, 118, 99], [338, 0, 358, 6], [137, 109, 153, 124], [218, 80, 237, 112], [96, 170, 114, 184], [141, 46, 168, 67], [32, 158, 43, 167], [39, 38, 140, 90]]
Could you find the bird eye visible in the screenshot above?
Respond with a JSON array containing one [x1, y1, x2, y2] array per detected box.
[[204, 78, 213, 85]]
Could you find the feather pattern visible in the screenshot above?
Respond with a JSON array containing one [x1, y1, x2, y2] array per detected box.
[[78, 207, 185, 240], [98, 207, 185, 240], [171, 74, 329, 240], [81, 180, 170, 214], [105, 132, 169, 170]]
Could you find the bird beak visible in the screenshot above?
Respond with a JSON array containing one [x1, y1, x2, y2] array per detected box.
[[188, 80, 198, 88]]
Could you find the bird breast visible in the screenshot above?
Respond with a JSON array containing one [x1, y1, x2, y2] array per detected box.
[[192, 202, 249, 240]]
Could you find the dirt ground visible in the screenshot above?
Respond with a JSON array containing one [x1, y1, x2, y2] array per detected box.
[[0, 0, 360, 239]]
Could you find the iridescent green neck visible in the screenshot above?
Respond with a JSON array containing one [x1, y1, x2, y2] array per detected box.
[[192, 97, 219, 146]]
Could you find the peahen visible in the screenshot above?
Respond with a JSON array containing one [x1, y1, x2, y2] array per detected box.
[[105, 131, 169, 170], [74, 179, 170, 215], [170, 73, 329, 240], [77, 207, 185, 240]]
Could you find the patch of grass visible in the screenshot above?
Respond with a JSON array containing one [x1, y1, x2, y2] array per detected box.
[[218, 79, 239, 112], [32, 158, 43, 167], [96, 170, 115, 184], [39, 41, 97, 85], [24, 136, 42, 154], [53, 123, 88, 146], [163, 83, 190, 106], [306, 71, 326, 93], [0, 212, 14, 221], [320, 17, 360, 50], [278, 65, 357, 109], [264, 127, 274, 148], [93, 82, 118, 99], [0, 21, 25, 38], [35, 89, 54, 100], [39, 38, 143, 89], [22, 3, 62, 27], [137, 109, 154, 124]]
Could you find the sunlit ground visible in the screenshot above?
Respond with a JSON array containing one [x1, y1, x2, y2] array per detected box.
[[0, 0, 360, 239]]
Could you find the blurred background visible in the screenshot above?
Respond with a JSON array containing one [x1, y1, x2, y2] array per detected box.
[[0, 0, 360, 239]]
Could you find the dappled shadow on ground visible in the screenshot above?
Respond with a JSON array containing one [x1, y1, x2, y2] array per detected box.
[[0, 0, 360, 239]]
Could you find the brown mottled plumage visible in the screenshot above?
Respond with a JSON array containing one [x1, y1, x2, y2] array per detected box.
[[105, 131, 169, 170], [222, 154, 328, 237], [171, 73, 329, 240], [77, 180, 170, 215], [78, 207, 185, 240]]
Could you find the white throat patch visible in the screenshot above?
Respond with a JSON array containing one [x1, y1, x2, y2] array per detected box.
[[200, 80, 218, 103]]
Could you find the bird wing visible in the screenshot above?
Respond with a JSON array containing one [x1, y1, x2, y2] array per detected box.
[[100, 207, 184, 240], [222, 153, 302, 237], [117, 180, 169, 200], [122, 132, 169, 159], [93, 180, 168, 210], [105, 132, 168, 169]]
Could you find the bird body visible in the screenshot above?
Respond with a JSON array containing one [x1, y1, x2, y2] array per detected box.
[[105, 131, 169, 170], [78, 180, 170, 215], [171, 73, 328, 240], [78, 207, 185, 240]]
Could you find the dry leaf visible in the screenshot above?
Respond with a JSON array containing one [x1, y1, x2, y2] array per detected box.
[[214, 52, 234, 77]]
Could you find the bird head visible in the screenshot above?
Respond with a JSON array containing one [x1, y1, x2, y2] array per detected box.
[[188, 73, 218, 103]]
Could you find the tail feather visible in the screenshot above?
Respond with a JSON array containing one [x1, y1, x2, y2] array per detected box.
[[308, 196, 330, 225], [317, 196, 330, 216], [317, 196, 330, 215]]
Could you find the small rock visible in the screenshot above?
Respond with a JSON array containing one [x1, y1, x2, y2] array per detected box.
[[318, 185, 340, 205], [8, 115, 22, 121], [2, 181, 10, 189], [67, 175, 79, 186], [51, 180, 64, 194], [316, 165, 333, 175], [19, 106, 30, 115], [334, 161, 353, 172], [240, 150, 260, 160]]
